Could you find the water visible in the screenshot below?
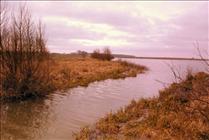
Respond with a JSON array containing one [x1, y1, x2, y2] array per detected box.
[[0, 59, 207, 140]]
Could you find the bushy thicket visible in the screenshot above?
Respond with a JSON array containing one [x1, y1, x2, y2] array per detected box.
[[91, 47, 114, 61], [77, 50, 88, 58], [0, 5, 51, 100]]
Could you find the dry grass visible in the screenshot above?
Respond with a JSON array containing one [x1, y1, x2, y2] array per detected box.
[[49, 55, 147, 91], [0, 54, 146, 101], [75, 72, 209, 140]]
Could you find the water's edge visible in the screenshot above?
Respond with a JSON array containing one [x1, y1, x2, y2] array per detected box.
[[1, 59, 206, 140]]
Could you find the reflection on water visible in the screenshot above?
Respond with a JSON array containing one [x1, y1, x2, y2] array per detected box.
[[1, 98, 54, 140], [0, 59, 207, 140]]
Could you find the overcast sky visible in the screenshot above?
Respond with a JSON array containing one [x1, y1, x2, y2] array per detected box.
[[6, 1, 209, 57]]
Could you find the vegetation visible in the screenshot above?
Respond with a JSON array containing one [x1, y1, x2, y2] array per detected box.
[[49, 55, 147, 91], [91, 47, 114, 61], [0, 5, 146, 102], [75, 72, 209, 140], [0, 5, 51, 100], [77, 50, 88, 58], [0, 51, 147, 101]]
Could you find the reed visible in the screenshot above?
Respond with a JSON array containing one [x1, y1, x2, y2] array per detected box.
[[75, 72, 209, 140]]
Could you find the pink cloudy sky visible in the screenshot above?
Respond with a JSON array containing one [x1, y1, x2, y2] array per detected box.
[[6, 1, 209, 57]]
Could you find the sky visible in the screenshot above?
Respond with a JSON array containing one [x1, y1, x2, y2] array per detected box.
[[5, 1, 209, 57]]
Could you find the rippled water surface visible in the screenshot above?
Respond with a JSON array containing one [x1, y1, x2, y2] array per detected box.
[[1, 59, 207, 140]]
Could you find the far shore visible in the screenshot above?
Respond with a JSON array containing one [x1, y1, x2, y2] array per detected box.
[[52, 53, 209, 61], [116, 56, 209, 61]]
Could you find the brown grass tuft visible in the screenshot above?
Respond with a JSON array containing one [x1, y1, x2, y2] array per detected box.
[[75, 72, 209, 140]]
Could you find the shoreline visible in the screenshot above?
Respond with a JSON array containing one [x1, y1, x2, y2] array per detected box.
[[117, 56, 209, 61], [49, 57, 147, 92], [0, 57, 147, 102], [75, 72, 209, 140]]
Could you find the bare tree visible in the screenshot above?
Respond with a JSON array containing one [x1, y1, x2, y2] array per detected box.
[[0, 4, 50, 99], [77, 50, 88, 58], [91, 47, 114, 61], [91, 49, 100, 59], [103, 47, 114, 61]]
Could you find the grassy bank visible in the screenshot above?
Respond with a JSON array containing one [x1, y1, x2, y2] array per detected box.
[[50, 55, 147, 91], [75, 72, 209, 140], [0, 55, 147, 101]]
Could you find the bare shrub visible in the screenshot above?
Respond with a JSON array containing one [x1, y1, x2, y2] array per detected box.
[[91, 47, 114, 61], [91, 49, 100, 59], [77, 50, 88, 58], [0, 5, 51, 99], [103, 47, 114, 61], [195, 41, 209, 72], [165, 64, 209, 123]]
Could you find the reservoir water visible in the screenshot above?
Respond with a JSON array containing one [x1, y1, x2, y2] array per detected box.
[[1, 59, 207, 140]]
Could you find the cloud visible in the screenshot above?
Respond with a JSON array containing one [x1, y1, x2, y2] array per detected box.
[[70, 38, 132, 47], [160, 3, 208, 57], [5, 1, 209, 57]]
